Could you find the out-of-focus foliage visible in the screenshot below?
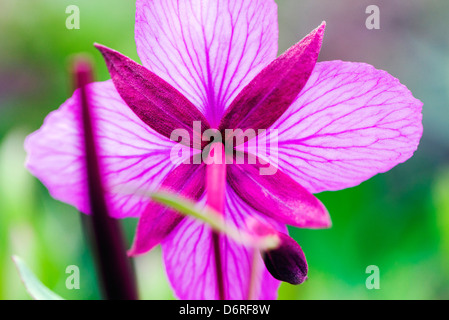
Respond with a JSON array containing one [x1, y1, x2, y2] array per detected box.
[[12, 255, 64, 300], [0, 0, 447, 299]]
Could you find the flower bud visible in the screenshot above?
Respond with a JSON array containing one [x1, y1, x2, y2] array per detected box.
[[248, 218, 308, 285], [262, 232, 308, 285]]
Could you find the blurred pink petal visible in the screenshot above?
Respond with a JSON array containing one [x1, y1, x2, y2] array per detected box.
[[161, 185, 284, 300], [135, 0, 278, 126], [25, 80, 179, 218], [271, 61, 423, 193]]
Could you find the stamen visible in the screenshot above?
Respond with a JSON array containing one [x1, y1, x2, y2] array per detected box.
[[206, 142, 226, 300]]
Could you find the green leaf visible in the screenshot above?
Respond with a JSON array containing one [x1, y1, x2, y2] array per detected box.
[[12, 255, 65, 300], [150, 192, 280, 250]]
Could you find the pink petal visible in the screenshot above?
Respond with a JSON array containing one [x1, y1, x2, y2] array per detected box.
[[227, 155, 331, 228], [25, 80, 180, 218], [129, 161, 206, 256], [161, 185, 284, 300], [272, 61, 423, 193], [135, 0, 278, 126], [95, 44, 210, 147], [219, 23, 325, 137]]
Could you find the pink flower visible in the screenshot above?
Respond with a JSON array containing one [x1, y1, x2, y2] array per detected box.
[[25, 0, 422, 300]]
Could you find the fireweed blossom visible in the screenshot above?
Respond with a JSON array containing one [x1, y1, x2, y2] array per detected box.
[[25, 0, 422, 300]]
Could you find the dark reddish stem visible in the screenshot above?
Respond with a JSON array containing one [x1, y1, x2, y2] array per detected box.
[[206, 142, 226, 300], [211, 232, 225, 300], [74, 57, 138, 300]]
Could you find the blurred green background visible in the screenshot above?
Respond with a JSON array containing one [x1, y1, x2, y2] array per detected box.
[[0, 0, 448, 300]]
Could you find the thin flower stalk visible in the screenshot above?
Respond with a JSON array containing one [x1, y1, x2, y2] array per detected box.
[[74, 58, 138, 300]]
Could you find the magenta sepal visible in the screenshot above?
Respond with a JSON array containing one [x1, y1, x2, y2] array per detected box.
[[227, 154, 331, 229], [95, 44, 210, 149], [219, 23, 325, 143]]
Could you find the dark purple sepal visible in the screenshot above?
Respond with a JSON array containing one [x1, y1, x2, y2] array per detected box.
[[218, 23, 325, 143], [95, 44, 210, 148], [227, 153, 331, 228]]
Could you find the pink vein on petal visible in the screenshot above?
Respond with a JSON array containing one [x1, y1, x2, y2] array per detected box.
[[269, 61, 423, 193], [161, 185, 284, 300], [135, 0, 278, 126]]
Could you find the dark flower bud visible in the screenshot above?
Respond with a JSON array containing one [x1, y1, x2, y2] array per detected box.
[[262, 232, 308, 285], [248, 218, 308, 285]]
